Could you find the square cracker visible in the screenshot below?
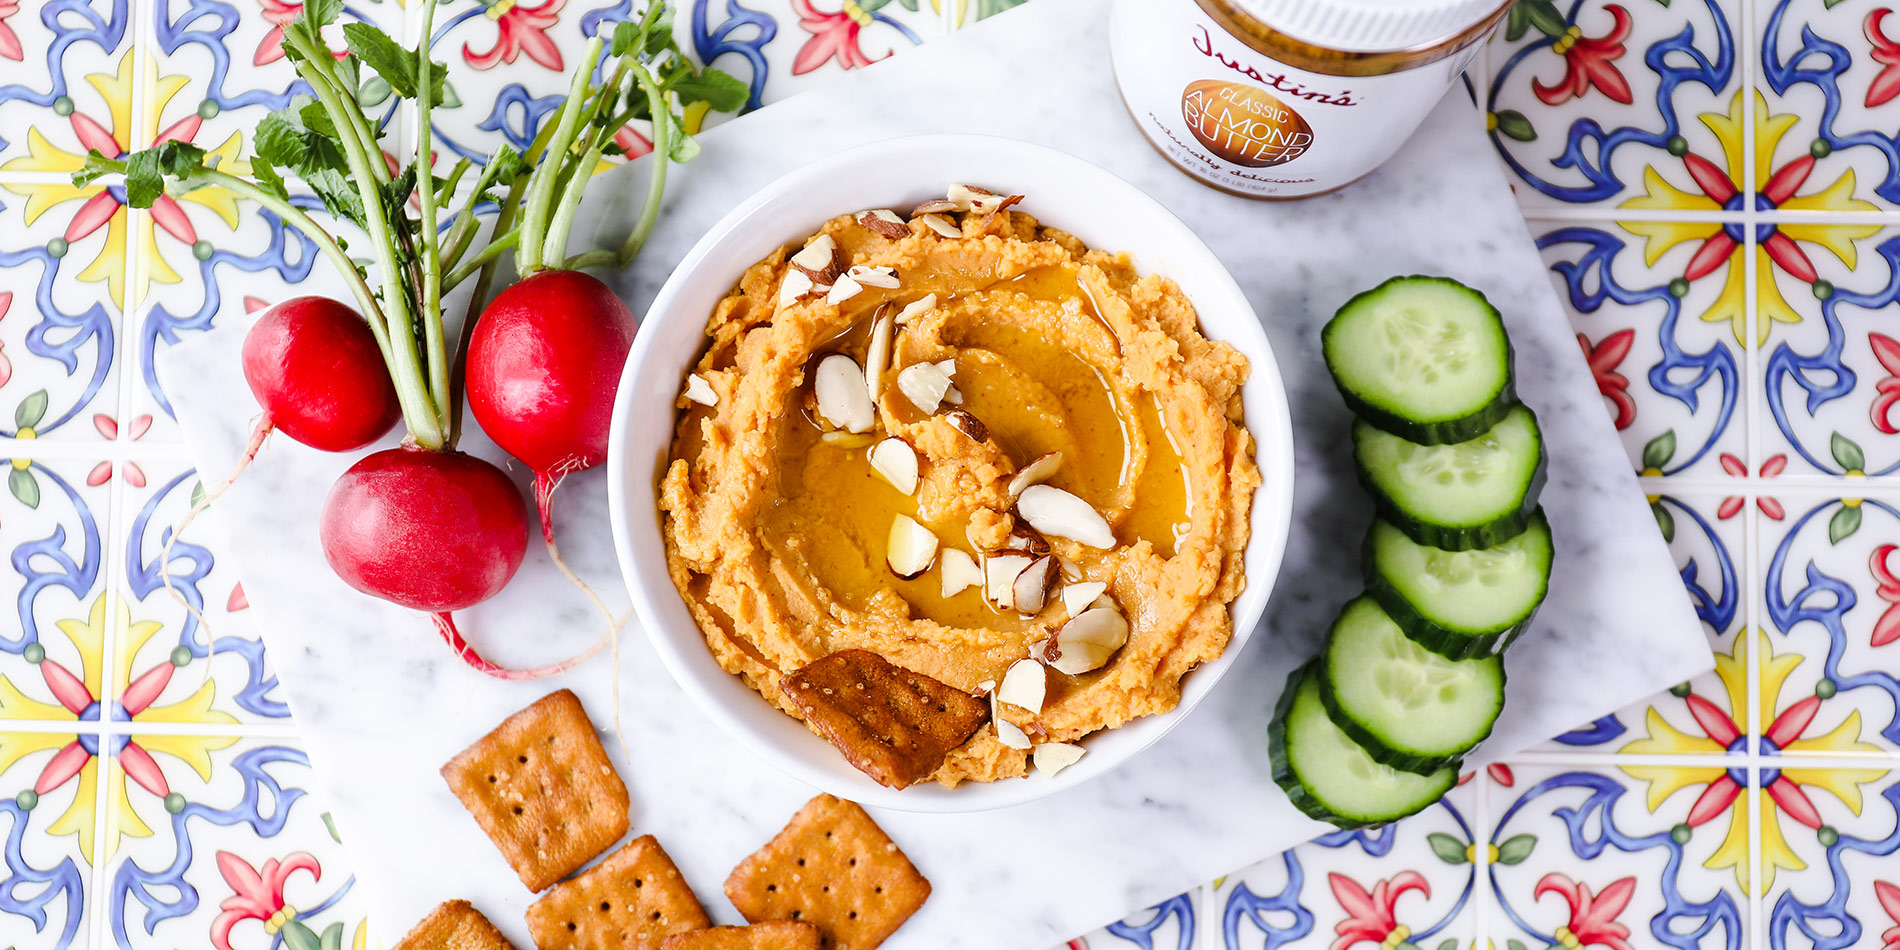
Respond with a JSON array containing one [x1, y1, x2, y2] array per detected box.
[[440, 689, 629, 892], [724, 794, 930, 950], [779, 650, 988, 789], [660, 922, 822, 950], [526, 835, 711, 950], [391, 900, 518, 950]]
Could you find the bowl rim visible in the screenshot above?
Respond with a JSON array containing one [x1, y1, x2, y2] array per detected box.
[[607, 132, 1296, 813]]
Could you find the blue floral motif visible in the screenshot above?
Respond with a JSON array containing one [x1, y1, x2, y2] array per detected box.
[[691, 0, 777, 111], [1105, 892, 1194, 950], [1766, 498, 1900, 745], [6, 462, 102, 653], [0, 244, 116, 438], [0, 797, 84, 950], [1769, 783, 1900, 950]]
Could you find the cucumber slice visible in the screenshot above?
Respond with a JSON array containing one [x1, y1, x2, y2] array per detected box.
[[1352, 405, 1546, 551], [1322, 276, 1516, 444], [1365, 510, 1553, 660], [1317, 597, 1504, 773], [1269, 661, 1459, 829]]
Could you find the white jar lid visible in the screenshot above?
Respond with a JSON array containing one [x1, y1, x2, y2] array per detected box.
[[1232, 0, 1506, 53]]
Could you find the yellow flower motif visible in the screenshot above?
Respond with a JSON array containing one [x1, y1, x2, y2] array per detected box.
[[1619, 91, 1880, 346], [1621, 631, 1884, 894], [0, 595, 238, 861], [0, 50, 243, 309]]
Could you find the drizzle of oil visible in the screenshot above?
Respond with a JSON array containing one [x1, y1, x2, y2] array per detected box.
[[1122, 395, 1194, 558]]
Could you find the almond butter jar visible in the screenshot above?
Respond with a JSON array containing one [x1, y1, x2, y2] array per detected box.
[[1109, 0, 1513, 199]]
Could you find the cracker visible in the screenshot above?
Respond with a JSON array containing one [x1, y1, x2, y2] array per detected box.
[[441, 689, 629, 892], [724, 794, 930, 950], [779, 650, 988, 789], [391, 900, 518, 950], [659, 922, 822, 950], [526, 835, 711, 950]]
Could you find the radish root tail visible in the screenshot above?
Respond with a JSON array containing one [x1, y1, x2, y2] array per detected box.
[[431, 612, 606, 680], [161, 414, 272, 690], [535, 469, 630, 765]]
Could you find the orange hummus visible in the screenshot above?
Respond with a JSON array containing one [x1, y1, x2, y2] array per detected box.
[[660, 197, 1260, 786]]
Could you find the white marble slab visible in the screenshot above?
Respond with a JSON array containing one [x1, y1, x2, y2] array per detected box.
[[161, 1, 1712, 947]]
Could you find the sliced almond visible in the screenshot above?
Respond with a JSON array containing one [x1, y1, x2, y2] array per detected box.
[[983, 554, 1033, 611], [1061, 581, 1107, 617], [683, 373, 717, 407], [896, 361, 954, 414], [939, 548, 982, 597], [1005, 522, 1051, 557], [778, 269, 814, 308], [1044, 607, 1128, 675], [865, 308, 895, 402], [894, 293, 937, 325], [933, 358, 956, 375], [820, 431, 875, 448], [868, 438, 918, 495], [886, 515, 938, 579], [1006, 452, 1063, 499], [856, 209, 909, 239], [942, 385, 964, 405], [989, 687, 1032, 750], [943, 408, 988, 442], [919, 213, 962, 238], [912, 197, 961, 216], [848, 265, 901, 289], [997, 658, 1045, 713], [814, 354, 875, 433], [790, 234, 841, 284], [1012, 555, 1057, 615], [949, 183, 1015, 216], [825, 272, 864, 306], [1017, 484, 1115, 549], [1058, 556, 1082, 581], [1032, 742, 1085, 776]]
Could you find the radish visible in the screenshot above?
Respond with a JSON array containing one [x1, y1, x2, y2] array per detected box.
[[93, 0, 742, 681], [466, 270, 636, 572], [243, 296, 403, 451]]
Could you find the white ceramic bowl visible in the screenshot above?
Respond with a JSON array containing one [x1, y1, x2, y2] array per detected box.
[[608, 134, 1295, 813]]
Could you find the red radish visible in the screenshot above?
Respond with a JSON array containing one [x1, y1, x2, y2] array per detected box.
[[320, 446, 584, 678], [242, 296, 403, 451], [466, 270, 635, 599], [159, 296, 404, 655]]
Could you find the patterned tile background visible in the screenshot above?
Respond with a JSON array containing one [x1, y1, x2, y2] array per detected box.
[[1, 0, 1898, 947]]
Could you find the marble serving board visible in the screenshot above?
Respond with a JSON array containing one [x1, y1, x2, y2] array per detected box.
[[161, 0, 1713, 946]]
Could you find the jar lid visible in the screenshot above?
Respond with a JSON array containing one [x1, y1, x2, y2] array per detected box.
[[1231, 0, 1506, 53]]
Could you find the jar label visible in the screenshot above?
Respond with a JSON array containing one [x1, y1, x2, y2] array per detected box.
[[1180, 79, 1313, 168], [1110, 0, 1487, 197]]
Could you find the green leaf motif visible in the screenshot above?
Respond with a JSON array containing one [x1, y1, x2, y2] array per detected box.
[[1830, 504, 1863, 544], [8, 468, 39, 509], [1831, 432, 1865, 472], [438, 79, 461, 109], [1653, 501, 1676, 543], [1497, 833, 1537, 865], [1435, 942, 1458, 950], [359, 73, 392, 108], [1493, 110, 1537, 142], [977, 0, 1026, 17], [1524, 0, 1568, 37], [13, 389, 48, 429], [1504, 3, 1530, 40], [1642, 429, 1676, 470], [190, 479, 208, 509], [1507, 941, 1529, 950], [1427, 832, 1469, 864], [1824, 0, 1849, 7]]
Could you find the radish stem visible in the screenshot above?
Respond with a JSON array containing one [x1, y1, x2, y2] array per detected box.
[[516, 37, 602, 274], [431, 612, 608, 680], [415, 0, 450, 426]]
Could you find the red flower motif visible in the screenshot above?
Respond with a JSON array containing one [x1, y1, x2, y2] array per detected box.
[[211, 851, 322, 950], [1877, 880, 1900, 950], [256, 0, 300, 66], [790, 0, 884, 75], [1870, 544, 1900, 647], [1868, 10, 1900, 108], [1673, 685, 1828, 830], [1715, 453, 1785, 520], [1534, 873, 1635, 950], [0, 291, 12, 388], [465, 0, 565, 72], [1329, 871, 1427, 950], [1870, 333, 1900, 434], [0, 0, 22, 62], [1578, 329, 1636, 430], [87, 413, 153, 486], [1534, 5, 1633, 105]]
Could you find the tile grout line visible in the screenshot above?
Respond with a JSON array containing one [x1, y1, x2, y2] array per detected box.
[[1473, 766, 1492, 950]]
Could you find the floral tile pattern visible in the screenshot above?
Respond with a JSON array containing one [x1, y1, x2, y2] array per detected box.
[[4, 0, 1900, 947]]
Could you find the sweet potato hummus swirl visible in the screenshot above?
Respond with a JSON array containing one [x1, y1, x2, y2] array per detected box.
[[660, 203, 1259, 786]]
